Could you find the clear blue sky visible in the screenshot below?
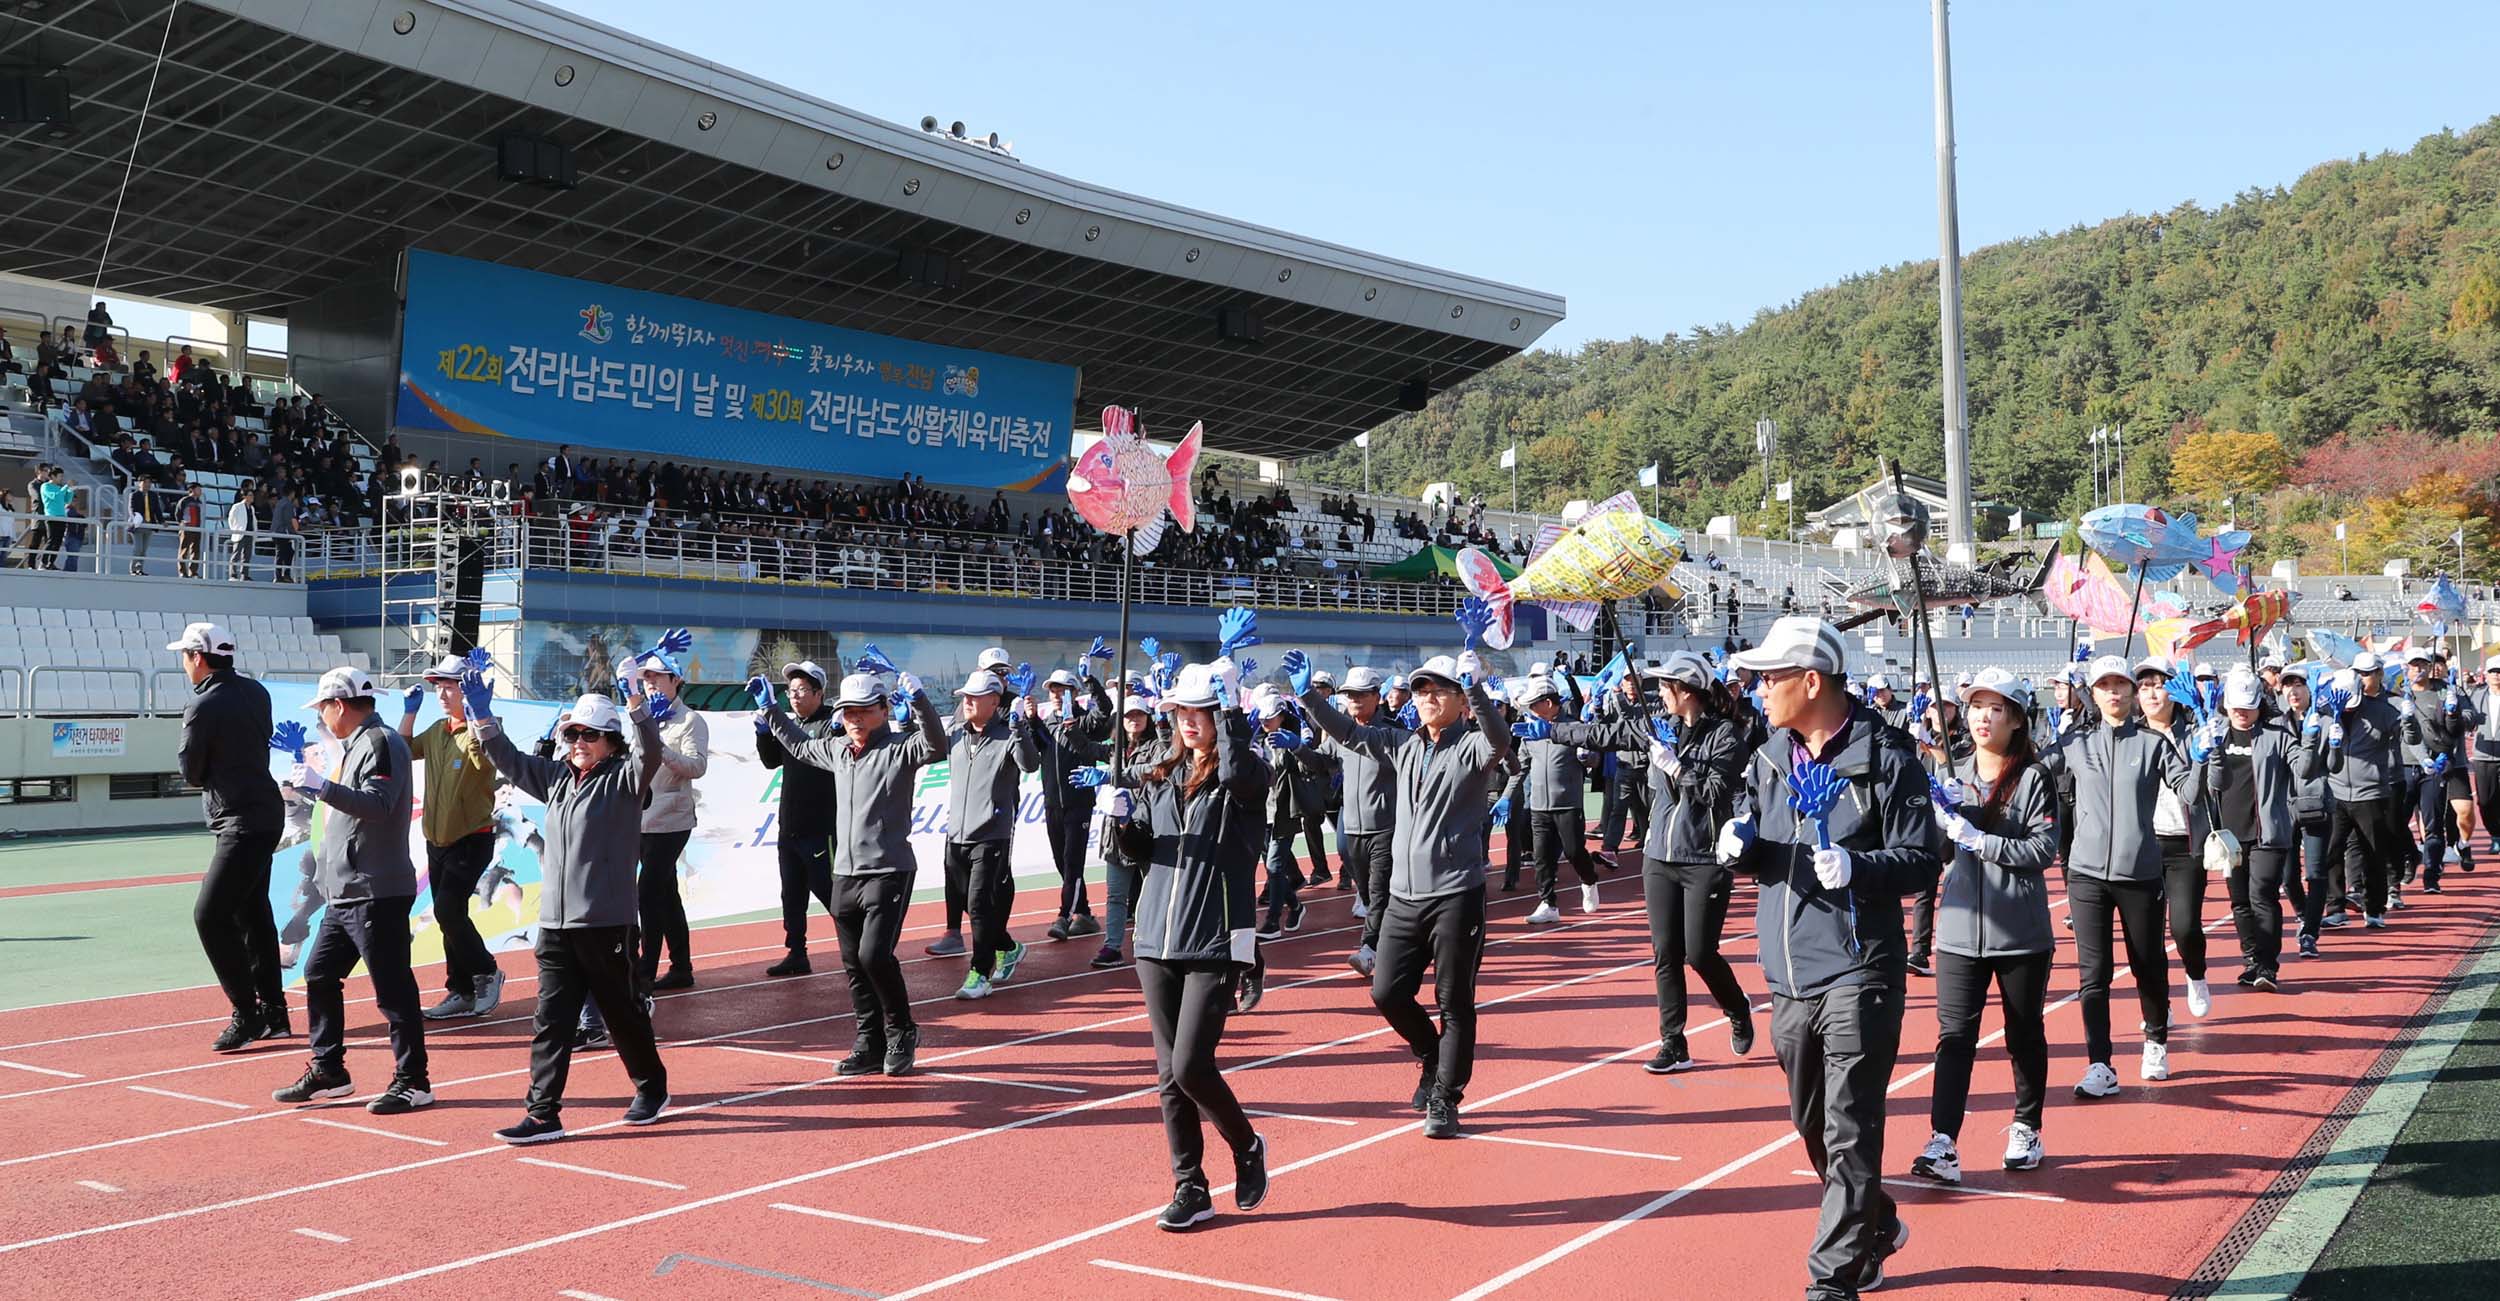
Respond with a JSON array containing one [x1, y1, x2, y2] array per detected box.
[[580, 2, 2499, 352]]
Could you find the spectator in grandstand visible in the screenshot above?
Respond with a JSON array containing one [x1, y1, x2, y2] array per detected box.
[[170, 621, 292, 1054], [34, 465, 83, 571], [226, 483, 257, 581]]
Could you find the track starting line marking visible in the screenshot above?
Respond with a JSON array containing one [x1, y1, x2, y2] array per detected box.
[[555, 1290, 623, 1301], [0, 1059, 83, 1079], [926, 1071, 1084, 1095], [1463, 1132, 1683, 1163], [292, 1228, 350, 1244], [301, 1118, 450, 1147], [1242, 1108, 1358, 1127], [768, 1202, 988, 1243], [516, 1158, 687, 1191], [1089, 1258, 1347, 1301], [1787, 1168, 2067, 1203], [75, 1181, 120, 1194], [126, 1085, 249, 1110]]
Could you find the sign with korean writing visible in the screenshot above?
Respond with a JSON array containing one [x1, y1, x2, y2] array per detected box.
[[50, 722, 127, 758], [394, 250, 1076, 489]]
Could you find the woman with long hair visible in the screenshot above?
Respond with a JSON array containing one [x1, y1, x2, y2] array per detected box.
[[1911, 668, 2060, 1183], [1078, 691, 1164, 969], [1109, 656, 1273, 1231], [1552, 651, 1754, 1072]]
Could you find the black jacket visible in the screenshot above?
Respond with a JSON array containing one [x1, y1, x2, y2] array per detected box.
[[178, 669, 283, 836], [1119, 711, 1270, 963], [1553, 707, 1744, 865], [756, 703, 840, 838]]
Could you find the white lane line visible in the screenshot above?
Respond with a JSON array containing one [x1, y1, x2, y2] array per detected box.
[[75, 1181, 120, 1194], [928, 1071, 1085, 1095], [0, 1059, 83, 1079], [1243, 1108, 1358, 1127], [1089, 1258, 1347, 1301], [515, 1158, 687, 1191], [1787, 1169, 2066, 1204], [556, 1291, 624, 1301], [273, 909, 1626, 1301], [127, 1085, 250, 1110], [302, 1117, 450, 1147], [1462, 1132, 1682, 1163], [769, 1202, 988, 1243], [293, 1228, 350, 1244]]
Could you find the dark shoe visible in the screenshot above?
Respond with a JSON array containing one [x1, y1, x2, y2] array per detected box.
[[925, 931, 966, 957], [1308, 865, 1332, 887], [256, 1005, 294, 1040], [273, 1065, 353, 1104], [765, 952, 812, 978], [1334, 875, 1356, 892], [1089, 943, 1124, 969], [1861, 1217, 1910, 1291], [1411, 1062, 1436, 1112], [1644, 1045, 1692, 1075], [2252, 972, 2280, 992], [1284, 902, 1305, 933], [1234, 1133, 1269, 1211], [1234, 960, 1264, 1013], [2422, 881, 2444, 895], [1422, 1090, 1461, 1139], [1046, 916, 1072, 941], [1157, 1182, 1215, 1232], [2298, 934, 2319, 959], [1254, 909, 1283, 941], [1501, 871, 1520, 893], [651, 966, 694, 991], [883, 1027, 919, 1077], [422, 990, 477, 1020], [366, 1077, 434, 1115], [1905, 954, 1934, 978], [622, 1091, 668, 1125], [2321, 911, 2349, 928], [496, 1114, 565, 1144], [1730, 1013, 1757, 1058], [837, 1037, 888, 1076], [210, 1010, 260, 1054], [2235, 968, 2256, 987], [575, 1024, 611, 1050], [1066, 913, 1102, 938]]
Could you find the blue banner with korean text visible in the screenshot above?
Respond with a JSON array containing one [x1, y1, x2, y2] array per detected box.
[[393, 249, 1076, 489]]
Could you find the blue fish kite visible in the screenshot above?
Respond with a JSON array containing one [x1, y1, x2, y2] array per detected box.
[[2417, 574, 2467, 636], [2078, 504, 2252, 595]]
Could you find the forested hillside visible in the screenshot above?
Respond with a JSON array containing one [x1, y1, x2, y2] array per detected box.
[[1307, 120, 2500, 572]]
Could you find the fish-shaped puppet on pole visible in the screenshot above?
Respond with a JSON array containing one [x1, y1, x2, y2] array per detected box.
[[2045, 550, 2190, 636], [1837, 486, 2046, 618], [1068, 404, 1200, 557], [2417, 573, 2467, 637], [1454, 491, 1685, 649], [2077, 503, 2253, 656], [2143, 586, 2297, 663]]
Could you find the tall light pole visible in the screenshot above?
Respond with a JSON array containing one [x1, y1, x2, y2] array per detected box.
[[2223, 495, 2236, 530], [2115, 421, 2127, 502], [2088, 427, 2103, 507], [1931, 0, 1975, 562]]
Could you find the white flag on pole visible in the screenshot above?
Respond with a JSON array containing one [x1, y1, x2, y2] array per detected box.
[[1637, 463, 1659, 488], [1353, 432, 1369, 448], [1775, 480, 1794, 503], [2335, 522, 2347, 540], [1499, 445, 1517, 470], [2454, 527, 2467, 545]]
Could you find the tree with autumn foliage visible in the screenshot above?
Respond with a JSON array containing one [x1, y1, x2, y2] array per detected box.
[[2171, 430, 2291, 507], [2348, 472, 2497, 575]]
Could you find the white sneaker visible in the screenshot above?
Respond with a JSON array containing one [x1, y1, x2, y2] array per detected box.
[[1347, 943, 1376, 977], [955, 972, 993, 1001], [1579, 882, 1601, 913], [2140, 1040, 2170, 1081], [1908, 1131, 1961, 1184], [1525, 902, 1562, 924], [2003, 1122, 2044, 1171], [2073, 1062, 2121, 1098], [2186, 978, 2211, 1019], [1351, 899, 1368, 920]]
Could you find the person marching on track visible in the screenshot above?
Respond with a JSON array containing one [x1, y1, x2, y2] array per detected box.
[[1104, 657, 1273, 1232], [926, 667, 1039, 1000], [402, 655, 507, 1019], [757, 668, 948, 1070], [2278, 669, 2329, 959], [1289, 619, 1511, 1141], [1866, 675, 1909, 732], [2206, 669, 2316, 993], [1552, 650, 1756, 1073], [634, 648, 708, 992], [466, 668, 672, 1143], [2321, 652, 2416, 930], [2038, 654, 2195, 1096], [2472, 655, 2500, 860], [1037, 654, 1115, 940], [1714, 617, 1937, 1297], [1911, 668, 2060, 1185], [1513, 673, 1605, 924], [1311, 666, 1404, 978], [2402, 648, 2479, 892], [2133, 657, 2220, 1021], [923, 645, 1020, 959], [1595, 670, 1653, 866], [1252, 684, 1339, 939], [170, 621, 293, 1054], [1077, 690, 1166, 970], [1904, 686, 1968, 979], [756, 660, 838, 978], [271, 667, 431, 1115]]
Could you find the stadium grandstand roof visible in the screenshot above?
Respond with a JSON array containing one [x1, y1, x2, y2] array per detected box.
[[0, 0, 1565, 458]]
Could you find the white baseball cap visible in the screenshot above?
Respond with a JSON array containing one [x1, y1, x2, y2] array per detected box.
[[1655, 650, 1714, 690], [2352, 651, 2383, 673], [1406, 655, 1467, 691], [165, 621, 237, 655], [420, 654, 469, 682], [2133, 656, 2174, 680], [832, 672, 888, 709], [2192, 662, 2216, 680], [954, 670, 1003, 698], [2260, 655, 2286, 670], [2224, 672, 2263, 710], [2403, 646, 2433, 664], [782, 659, 829, 687], [1045, 669, 1081, 689], [1158, 663, 1223, 711], [1865, 673, 1891, 691], [300, 666, 380, 708], [1965, 666, 2031, 714], [2483, 654, 2500, 673], [1115, 690, 1154, 716], [1728, 617, 1849, 675], [2085, 654, 2135, 688], [559, 692, 622, 734], [1512, 676, 1560, 707], [976, 647, 1012, 671], [1340, 666, 1388, 694]]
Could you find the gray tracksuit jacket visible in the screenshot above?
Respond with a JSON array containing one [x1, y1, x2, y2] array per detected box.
[[1302, 682, 1513, 900], [944, 711, 1040, 844], [2036, 716, 2196, 884], [1932, 763, 2061, 959], [2325, 693, 2415, 803], [1303, 695, 1405, 836], [476, 703, 664, 929], [306, 713, 417, 904], [764, 692, 950, 874]]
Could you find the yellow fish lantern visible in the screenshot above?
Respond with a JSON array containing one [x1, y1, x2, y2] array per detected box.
[[1456, 492, 1686, 649]]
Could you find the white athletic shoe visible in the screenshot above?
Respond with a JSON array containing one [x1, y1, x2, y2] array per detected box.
[[1579, 882, 1601, 914], [955, 972, 993, 1001], [2186, 977, 2212, 1019], [1348, 943, 1376, 977], [2140, 1040, 2170, 1081], [2003, 1122, 2045, 1171], [2073, 1062, 2121, 1098], [1351, 899, 1368, 921], [1909, 1132, 1961, 1185], [1525, 902, 1562, 925]]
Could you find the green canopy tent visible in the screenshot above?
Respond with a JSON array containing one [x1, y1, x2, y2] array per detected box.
[[1368, 545, 1519, 583]]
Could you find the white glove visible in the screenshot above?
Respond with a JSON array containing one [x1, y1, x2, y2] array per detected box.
[[1456, 649, 1484, 681], [2327, 720, 2346, 746], [1936, 809, 1985, 852], [1812, 845, 1854, 890], [1935, 778, 1968, 807], [1103, 788, 1132, 820], [896, 671, 924, 701], [2393, 695, 2416, 719], [1212, 656, 1244, 705], [286, 763, 325, 796], [1648, 740, 1678, 773], [1715, 818, 1754, 866]]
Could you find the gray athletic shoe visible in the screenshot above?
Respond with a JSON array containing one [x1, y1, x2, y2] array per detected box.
[[472, 970, 505, 1017], [421, 991, 475, 1021], [926, 931, 967, 957]]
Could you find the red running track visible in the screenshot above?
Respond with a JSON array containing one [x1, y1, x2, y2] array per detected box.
[[0, 852, 2489, 1301]]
